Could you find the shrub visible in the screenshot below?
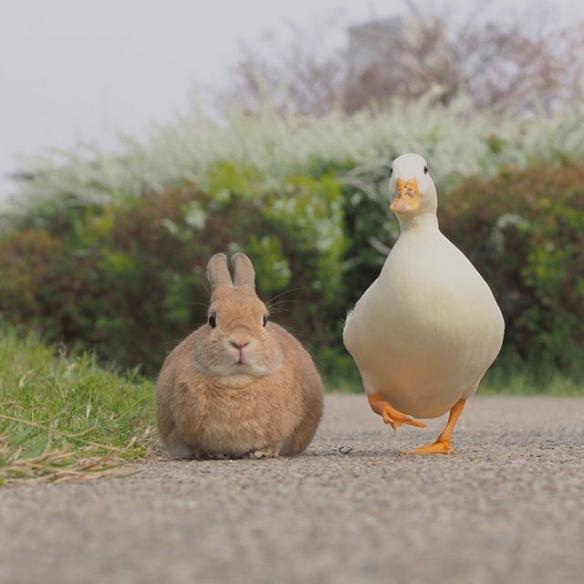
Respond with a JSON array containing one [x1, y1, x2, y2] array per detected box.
[[439, 161, 584, 376], [0, 153, 582, 383], [0, 167, 345, 373]]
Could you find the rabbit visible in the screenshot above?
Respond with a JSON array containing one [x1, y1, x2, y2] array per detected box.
[[156, 252, 324, 460]]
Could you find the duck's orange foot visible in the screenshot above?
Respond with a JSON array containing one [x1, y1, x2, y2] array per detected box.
[[381, 406, 427, 432], [367, 393, 427, 431], [402, 440, 455, 455]]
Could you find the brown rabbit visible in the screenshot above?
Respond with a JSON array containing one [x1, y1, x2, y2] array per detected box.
[[156, 252, 324, 459]]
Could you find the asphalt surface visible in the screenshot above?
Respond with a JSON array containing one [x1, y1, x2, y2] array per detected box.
[[1, 395, 584, 584]]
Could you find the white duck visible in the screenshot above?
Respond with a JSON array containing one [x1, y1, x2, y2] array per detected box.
[[343, 153, 504, 454]]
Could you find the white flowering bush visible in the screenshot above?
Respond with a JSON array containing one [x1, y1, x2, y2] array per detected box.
[[1, 93, 583, 383], [7, 92, 584, 217]]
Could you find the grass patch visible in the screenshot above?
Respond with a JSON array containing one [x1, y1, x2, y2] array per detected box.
[[326, 370, 584, 396], [479, 367, 584, 396], [0, 327, 155, 486], [321, 352, 584, 396], [1, 325, 581, 486]]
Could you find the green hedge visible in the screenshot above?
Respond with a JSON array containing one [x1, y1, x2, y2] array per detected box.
[[440, 161, 584, 377], [1, 161, 582, 381], [0, 165, 346, 372]]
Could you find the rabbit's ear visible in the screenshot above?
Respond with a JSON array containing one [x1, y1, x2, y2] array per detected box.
[[207, 253, 233, 289], [231, 253, 256, 289]]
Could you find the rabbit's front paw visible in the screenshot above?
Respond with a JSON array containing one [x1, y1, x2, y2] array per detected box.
[[202, 452, 232, 460], [244, 445, 281, 459]]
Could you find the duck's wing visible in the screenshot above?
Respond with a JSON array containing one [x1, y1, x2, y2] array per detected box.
[[342, 277, 382, 357]]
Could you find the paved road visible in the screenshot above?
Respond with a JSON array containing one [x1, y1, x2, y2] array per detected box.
[[1, 395, 584, 584]]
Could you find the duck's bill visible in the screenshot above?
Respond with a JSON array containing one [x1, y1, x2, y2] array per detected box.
[[390, 178, 421, 213]]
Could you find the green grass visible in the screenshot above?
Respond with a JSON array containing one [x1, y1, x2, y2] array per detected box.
[[322, 353, 584, 396], [328, 370, 584, 396], [479, 367, 584, 396], [1, 326, 581, 486], [0, 327, 155, 486]]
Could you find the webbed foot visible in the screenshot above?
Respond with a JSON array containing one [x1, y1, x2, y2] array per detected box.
[[367, 393, 427, 432], [402, 398, 467, 455], [402, 440, 455, 455]]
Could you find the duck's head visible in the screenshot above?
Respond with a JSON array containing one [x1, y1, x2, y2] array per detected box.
[[388, 153, 437, 218]]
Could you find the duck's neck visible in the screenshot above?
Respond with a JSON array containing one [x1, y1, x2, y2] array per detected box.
[[397, 212, 440, 235]]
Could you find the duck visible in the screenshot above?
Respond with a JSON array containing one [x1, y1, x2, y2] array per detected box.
[[343, 153, 504, 454]]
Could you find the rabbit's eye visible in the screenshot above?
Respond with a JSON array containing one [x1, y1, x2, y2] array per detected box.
[[208, 314, 217, 328], [262, 314, 269, 327]]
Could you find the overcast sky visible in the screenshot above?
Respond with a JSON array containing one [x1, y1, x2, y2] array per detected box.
[[1, 0, 583, 199]]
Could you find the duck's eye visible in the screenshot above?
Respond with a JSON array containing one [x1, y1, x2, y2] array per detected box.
[[424, 166, 428, 174], [208, 313, 217, 328], [389, 167, 393, 176], [262, 314, 269, 327]]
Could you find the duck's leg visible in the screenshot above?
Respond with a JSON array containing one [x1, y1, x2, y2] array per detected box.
[[404, 398, 466, 455], [367, 392, 427, 431]]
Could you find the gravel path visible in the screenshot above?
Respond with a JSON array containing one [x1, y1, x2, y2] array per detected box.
[[2, 395, 584, 584]]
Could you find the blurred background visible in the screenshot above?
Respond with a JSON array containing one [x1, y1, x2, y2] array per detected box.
[[1, 0, 583, 392]]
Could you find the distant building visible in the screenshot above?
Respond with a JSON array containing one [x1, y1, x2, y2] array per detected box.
[[345, 17, 456, 111]]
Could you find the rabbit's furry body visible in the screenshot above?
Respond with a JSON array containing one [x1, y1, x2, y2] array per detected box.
[[156, 253, 324, 459]]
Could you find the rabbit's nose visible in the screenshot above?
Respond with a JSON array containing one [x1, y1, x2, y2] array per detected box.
[[229, 340, 250, 350]]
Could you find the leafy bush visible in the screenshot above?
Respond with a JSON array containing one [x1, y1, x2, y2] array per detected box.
[[0, 167, 345, 373], [1, 159, 582, 384], [439, 161, 584, 377], [1, 88, 583, 386]]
